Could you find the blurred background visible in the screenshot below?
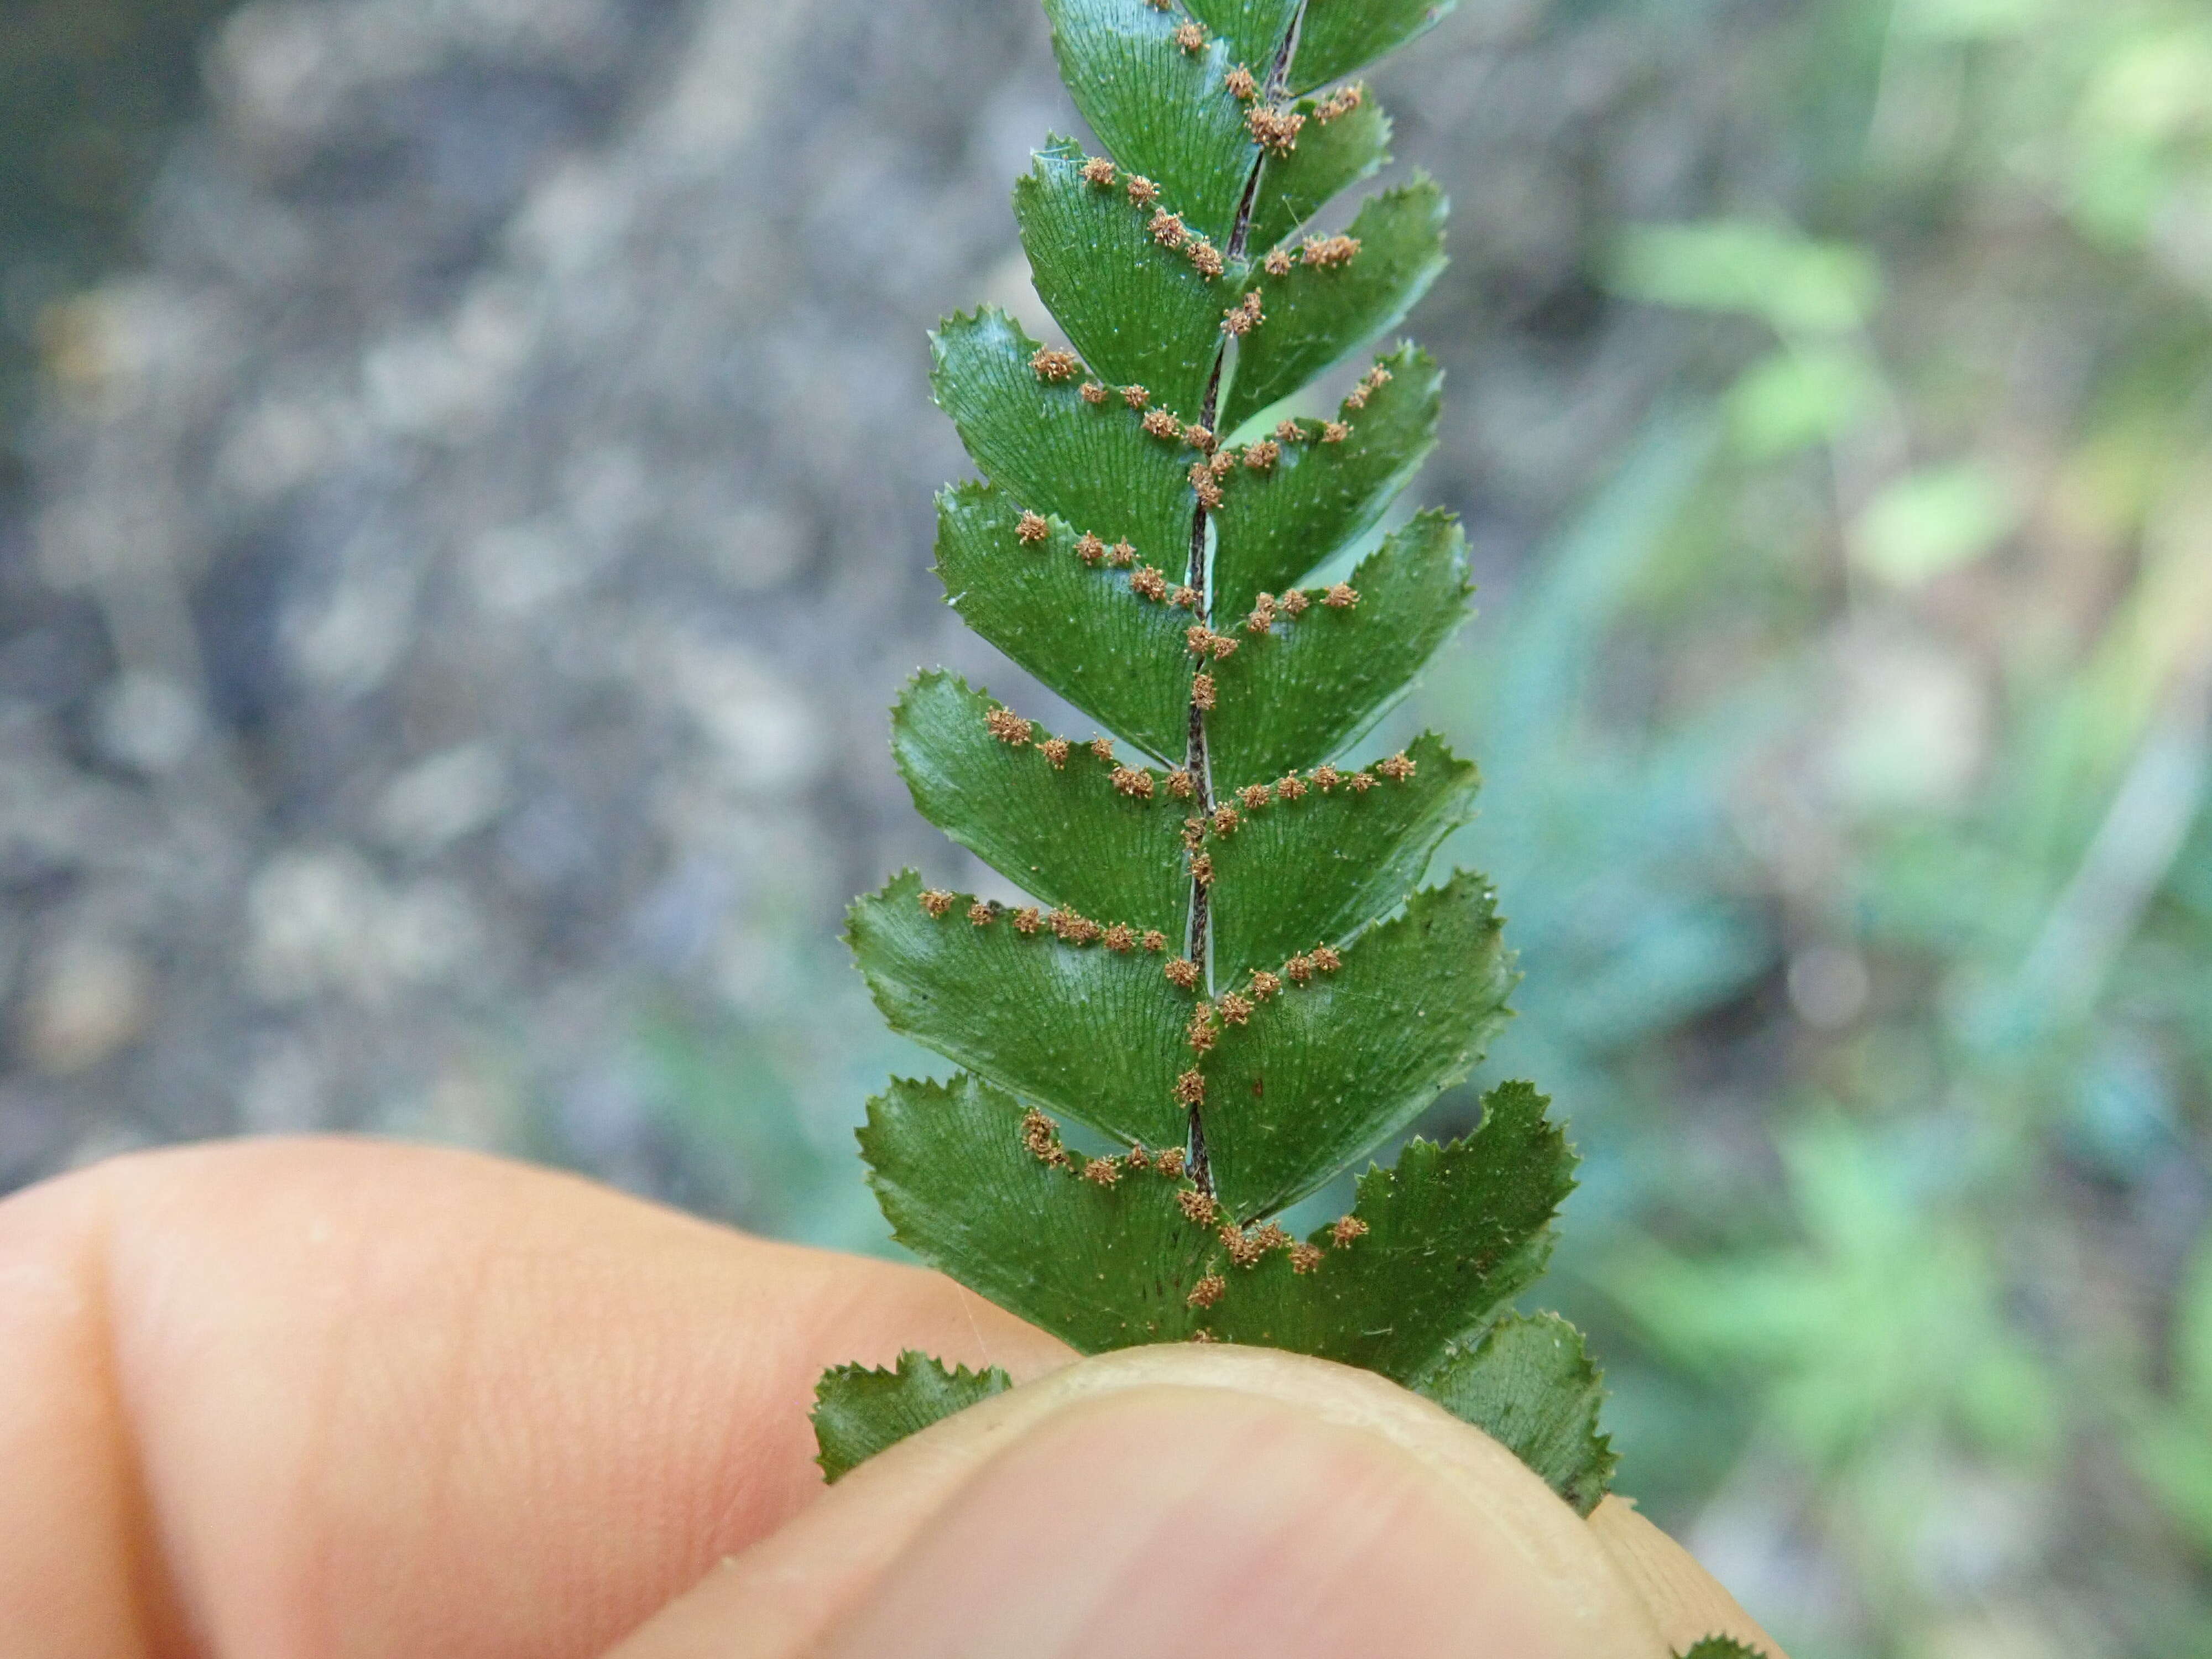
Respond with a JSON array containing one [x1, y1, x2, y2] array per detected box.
[[3, 0, 2209, 1649]]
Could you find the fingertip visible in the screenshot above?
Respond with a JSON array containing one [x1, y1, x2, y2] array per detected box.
[[1588, 1495, 1787, 1656], [613, 1345, 1669, 1659]]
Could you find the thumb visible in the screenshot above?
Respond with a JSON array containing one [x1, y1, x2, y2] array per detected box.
[[605, 1346, 1773, 1659]]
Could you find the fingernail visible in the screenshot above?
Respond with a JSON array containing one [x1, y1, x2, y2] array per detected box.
[[809, 1370, 1660, 1658]]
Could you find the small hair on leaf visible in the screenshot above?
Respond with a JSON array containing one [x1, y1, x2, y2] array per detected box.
[[968, 900, 995, 926], [1125, 175, 1160, 207], [1164, 956, 1201, 989], [1320, 421, 1350, 444], [919, 888, 955, 918], [1263, 248, 1293, 276], [1015, 510, 1051, 544], [1141, 928, 1169, 952], [1172, 20, 1207, 51], [1104, 922, 1136, 952], [1039, 736, 1071, 767], [1012, 905, 1042, 934], [1238, 782, 1272, 810], [1323, 581, 1359, 607], [1224, 63, 1256, 100], [1165, 769, 1195, 799], [1130, 565, 1170, 601], [1149, 210, 1188, 249], [1079, 379, 1108, 404], [1079, 155, 1117, 186], [1082, 1156, 1121, 1187], [1172, 1067, 1206, 1105], [1250, 969, 1282, 1000], [1330, 1215, 1370, 1248], [1187, 1272, 1227, 1308], [1110, 765, 1155, 799], [1374, 750, 1416, 781], [1191, 671, 1217, 710]]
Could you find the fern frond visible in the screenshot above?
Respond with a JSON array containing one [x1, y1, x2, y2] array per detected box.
[[816, 0, 1648, 1541]]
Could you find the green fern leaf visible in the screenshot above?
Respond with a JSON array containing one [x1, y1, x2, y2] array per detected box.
[[1017, 136, 1244, 422], [1415, 1312, 1618, 1516], [1676, 1642, 1772, 1659], [1245, 85, 1394, 255], [818, 0, 1631, 1532], [1223, 176, 1448, 432], [848, 871, 1190, 1149], [894, 671, 1187, 938], [865, 1074, 1574, 1395], [931, 309, 1191, 571], [812, 1350, 1014, 1483], [1200, 873, 1514, 1215], [1210, 341, 1440, 622], [1290, 0, 1463, 95], [1207, 729, 1477, 982], [1206, 508, 1471, 784], [1042, 0, 1258, 246], [933, 483, 1193, 760], [864, 1072, 1215, 1350], [1181, 0, 1301, 75]]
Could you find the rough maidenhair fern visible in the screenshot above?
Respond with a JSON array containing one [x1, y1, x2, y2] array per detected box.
[[811, 6, 1734, 1636]]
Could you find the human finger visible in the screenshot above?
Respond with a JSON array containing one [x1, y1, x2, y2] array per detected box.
[[0, 1136, 1070, 1659], [606, 1344, 1675, 1659]]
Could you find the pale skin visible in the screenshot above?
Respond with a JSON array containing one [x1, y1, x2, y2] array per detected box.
[[0, 1139, 1784, 1658]]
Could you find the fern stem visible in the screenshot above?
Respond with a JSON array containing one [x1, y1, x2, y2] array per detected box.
[[1180, 0, 1308, 1199]]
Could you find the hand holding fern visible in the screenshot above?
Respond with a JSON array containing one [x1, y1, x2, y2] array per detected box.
[[0, 1140, 1779, 1657]]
